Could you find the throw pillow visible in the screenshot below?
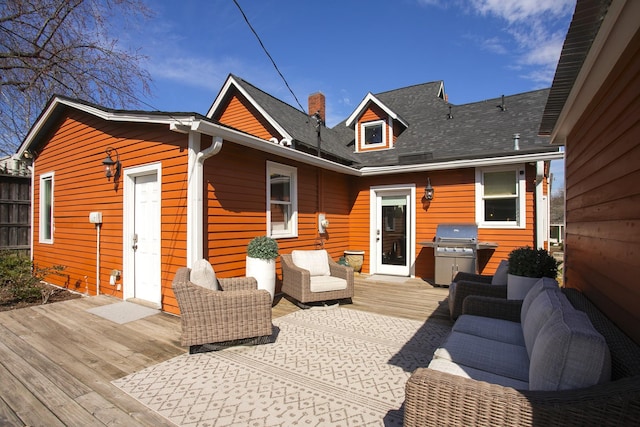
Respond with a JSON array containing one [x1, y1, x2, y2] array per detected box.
[[529, 301, 611, 390], [190, 259, 219, 290]]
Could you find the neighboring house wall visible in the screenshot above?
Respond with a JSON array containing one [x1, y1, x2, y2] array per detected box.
[[563, 27, 640, 343], [31, 109, 189, 314]]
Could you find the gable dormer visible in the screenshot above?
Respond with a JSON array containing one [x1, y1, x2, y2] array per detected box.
[[345, 93, 408, 153], [207, 75, 292, 144]]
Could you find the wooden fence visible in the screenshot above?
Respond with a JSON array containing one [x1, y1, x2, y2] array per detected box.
[[0, 174, 31, 250]]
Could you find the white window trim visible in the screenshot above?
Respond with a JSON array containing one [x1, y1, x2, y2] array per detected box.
[[267, 161, 298, 238], [359, 119, 387, 150], [39, 172, 54, 244], [475, 165, 526, 229]]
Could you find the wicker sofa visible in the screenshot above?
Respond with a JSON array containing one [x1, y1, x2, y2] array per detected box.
[[281, 250, 354, 307], [404, 283, 640, 426], [172, 265, 273, 353]]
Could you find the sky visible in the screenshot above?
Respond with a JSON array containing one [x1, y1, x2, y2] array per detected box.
[[126, 0, 576, 191]]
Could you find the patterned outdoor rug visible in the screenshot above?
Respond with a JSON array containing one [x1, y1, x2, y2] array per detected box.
[[112, 307, 451, 426]]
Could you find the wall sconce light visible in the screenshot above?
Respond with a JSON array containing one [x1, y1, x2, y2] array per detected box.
[[102, 147, 121, 181], [424, 177, 434, 201]]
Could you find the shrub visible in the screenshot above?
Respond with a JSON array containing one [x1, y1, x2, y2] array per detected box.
[[0, 250, 65, 302], [508, 246, 559, 278], [247, 236, 279, 260]]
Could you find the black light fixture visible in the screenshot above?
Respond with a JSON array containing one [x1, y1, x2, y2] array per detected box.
[[424, 177, 434, 201], [102, 147, 121, 181]]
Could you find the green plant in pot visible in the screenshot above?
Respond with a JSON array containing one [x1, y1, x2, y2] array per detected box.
[[246, 236, 279, 301], [507, 246, 559, 300]]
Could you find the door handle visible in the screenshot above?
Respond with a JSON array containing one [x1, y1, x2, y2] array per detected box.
[[132, 233, 138, 251]]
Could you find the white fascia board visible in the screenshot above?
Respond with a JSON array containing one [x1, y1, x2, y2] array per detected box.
[[17, 96, 196, 157], [204, 75, 293, 141], [190, 120, 360, 176], [359, 151, 564, 176], [345, 93, 408, 128], [550, 0, 637, 145]]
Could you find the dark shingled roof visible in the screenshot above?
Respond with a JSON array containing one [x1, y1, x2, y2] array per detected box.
[[231, 75, 557, 169], [539, 0, 612, 136]]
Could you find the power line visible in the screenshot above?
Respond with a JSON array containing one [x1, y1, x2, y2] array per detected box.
[[232, 0, 307, 114]]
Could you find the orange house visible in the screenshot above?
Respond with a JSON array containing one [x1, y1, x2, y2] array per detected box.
[[17, 76, 562, 314]]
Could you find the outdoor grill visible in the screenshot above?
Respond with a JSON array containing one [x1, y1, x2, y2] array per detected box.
[[433, 223, 479, 286]]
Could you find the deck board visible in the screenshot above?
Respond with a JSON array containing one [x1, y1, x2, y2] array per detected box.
[[0, 276, 451, 426]]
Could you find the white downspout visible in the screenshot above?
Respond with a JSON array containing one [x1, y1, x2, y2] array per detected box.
[[535, 161, 547, 249], [187, 133, 223, 267]]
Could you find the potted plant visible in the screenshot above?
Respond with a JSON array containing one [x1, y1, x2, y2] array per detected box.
[[246, 236, 279, 301], [507, 246, 559, 299]]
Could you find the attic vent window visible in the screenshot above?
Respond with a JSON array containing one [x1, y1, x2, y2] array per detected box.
[[362, 120, 385, 146]]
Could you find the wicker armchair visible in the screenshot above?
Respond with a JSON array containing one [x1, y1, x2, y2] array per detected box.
[[172, 267, 273, 353], [281, 250, 354, 307], [448, 260, 509, 320]]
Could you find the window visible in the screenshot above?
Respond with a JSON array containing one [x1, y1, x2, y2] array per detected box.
[[40, 173, 54, 243], [267, 162, 297, 238], [476, 167, 525, 228], [361, 120, 385, 146]]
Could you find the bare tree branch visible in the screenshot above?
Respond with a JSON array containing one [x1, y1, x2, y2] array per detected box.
[[0, 0, 154, 154]]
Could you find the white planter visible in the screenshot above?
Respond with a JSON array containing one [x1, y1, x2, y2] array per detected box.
[[246, 256, 276, 301], [507, 274, 541, 300]]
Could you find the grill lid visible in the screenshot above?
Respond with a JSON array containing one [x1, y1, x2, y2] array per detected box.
[[435, 223, 478, 243]]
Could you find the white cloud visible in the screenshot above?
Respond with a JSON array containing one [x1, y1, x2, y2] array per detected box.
[[468, 0, 576, 86], [146, 55, 235, 91], [470, 0, 574, 23]]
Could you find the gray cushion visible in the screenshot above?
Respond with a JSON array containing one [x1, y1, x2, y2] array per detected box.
[[433, 332, 530, 382], [521, 277, 560, 324], [190, 259, 218, 290], [453, 315, 525, 347], [522, 287, 566, 357], [292, 250, 331, 276], [491, 260, 509, 285], [309, 275, 347, 292], [428, 358, 529, 390], [529, 302, 611, 391]]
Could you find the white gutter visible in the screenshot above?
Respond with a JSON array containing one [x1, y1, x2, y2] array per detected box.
[[535, 161, 547, 249], [186, 133, 223, 267], [359, 151, 564, 176]]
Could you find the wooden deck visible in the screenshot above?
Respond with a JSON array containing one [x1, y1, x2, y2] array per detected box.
[[0, 275, 450, 426]]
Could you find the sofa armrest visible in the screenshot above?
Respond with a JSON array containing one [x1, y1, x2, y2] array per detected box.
[[405, 368, 640, 426], [218, 276, 258, 291], [450, 281, 507, 320], [462, 295, 522, 323], [453, 271, 493, 284]]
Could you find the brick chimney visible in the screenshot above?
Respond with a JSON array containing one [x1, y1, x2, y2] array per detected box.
[[308, 92, 325, 124]]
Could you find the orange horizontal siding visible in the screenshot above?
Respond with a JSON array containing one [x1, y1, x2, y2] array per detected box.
[[32, 110, 189, 313]]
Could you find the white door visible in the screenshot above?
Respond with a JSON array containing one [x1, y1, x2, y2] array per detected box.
[[131, 173, 161, 305], [371, 187, 415, 276]]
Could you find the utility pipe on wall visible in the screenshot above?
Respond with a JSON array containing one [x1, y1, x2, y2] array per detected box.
[[187, 133, 223, 267]]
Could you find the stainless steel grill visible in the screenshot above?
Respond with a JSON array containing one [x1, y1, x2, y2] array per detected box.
[[434, 223, 479, 286]]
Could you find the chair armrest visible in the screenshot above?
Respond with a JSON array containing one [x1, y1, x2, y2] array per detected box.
[[405, 368, 640, 426], [219, 276, 258, 291], [453, 271, 493, 284], [450, 282, 507, 320], [462, 295, 522, 322]]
